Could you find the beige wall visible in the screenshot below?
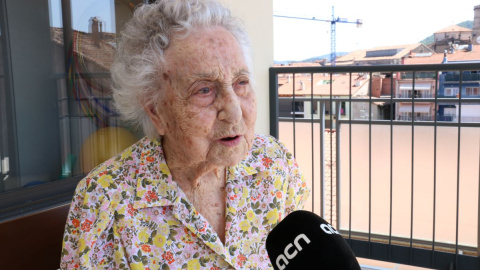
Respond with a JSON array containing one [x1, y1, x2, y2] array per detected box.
[[221, 0, 274, 135]]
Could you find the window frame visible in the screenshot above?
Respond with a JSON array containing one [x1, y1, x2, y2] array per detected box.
[[0, 0, 154, 222], [444, 87, 459, 96]]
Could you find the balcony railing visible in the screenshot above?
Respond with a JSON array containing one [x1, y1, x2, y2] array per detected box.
[[397, 93, 434, 98], [269, 63, 480, 270], [397, 115, 435, 121], [445, 73, 480, 82]]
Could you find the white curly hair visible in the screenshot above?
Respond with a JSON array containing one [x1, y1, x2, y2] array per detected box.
[[110, 0, 252, 139]]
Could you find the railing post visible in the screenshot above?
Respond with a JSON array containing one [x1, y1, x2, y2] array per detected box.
[[320, 102, 325, 218], [335, 101, 341, 229], [269, 68, 279, 138]]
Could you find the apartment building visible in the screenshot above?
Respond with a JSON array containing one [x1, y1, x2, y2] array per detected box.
[[403, 45, 480, 123]]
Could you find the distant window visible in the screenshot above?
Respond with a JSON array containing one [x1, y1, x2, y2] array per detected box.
[[465, 87, 480, 96], [445, 87, 459, 96]]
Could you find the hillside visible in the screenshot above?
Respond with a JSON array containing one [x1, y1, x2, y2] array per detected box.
[[420, 20, 473, 45], [274, 52, 349, 65]]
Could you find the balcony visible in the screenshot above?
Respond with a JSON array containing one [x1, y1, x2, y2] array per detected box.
[[397, 115, 435, 121], [445, 73, 480, 82], [269, 63, 480, 270], [397, 92, 434, 99]]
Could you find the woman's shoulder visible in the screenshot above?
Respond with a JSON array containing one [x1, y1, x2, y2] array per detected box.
[[253, 133, 291, 151], [77, 136, 159, 197], [251, 133, 293, 159]]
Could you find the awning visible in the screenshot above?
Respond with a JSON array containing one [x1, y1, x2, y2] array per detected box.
[[399, 83, 432, 91], [398, 104, 431, 113]]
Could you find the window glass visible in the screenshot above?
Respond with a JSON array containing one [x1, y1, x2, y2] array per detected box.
[[444, 87, 459, 97], [0, 0, 145, 193]]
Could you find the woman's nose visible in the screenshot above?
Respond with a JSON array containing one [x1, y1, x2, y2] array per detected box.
[[217, 88, 242, 123]]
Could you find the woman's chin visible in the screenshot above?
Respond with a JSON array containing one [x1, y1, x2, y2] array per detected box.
[[210, 143, 249, 167]]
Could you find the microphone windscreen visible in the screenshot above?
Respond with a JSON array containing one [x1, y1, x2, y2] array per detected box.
[[266, 210, 361, 270]]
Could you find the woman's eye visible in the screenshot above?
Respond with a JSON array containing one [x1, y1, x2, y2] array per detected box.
[[198, 87, 211, 94], [237, 79, 249, 86], [233, 78, 249, 95]]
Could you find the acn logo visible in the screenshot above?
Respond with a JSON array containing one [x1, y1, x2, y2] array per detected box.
[[275, 234, 311, 270], [320, 223, 339, 235]]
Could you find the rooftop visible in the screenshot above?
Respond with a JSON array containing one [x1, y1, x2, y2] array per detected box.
[[336, 43, 433, 65], [50, 27, 117, 72], [403, 45, 480, 64], [434, 24, 472, 34], [277, 72, 369, 96]]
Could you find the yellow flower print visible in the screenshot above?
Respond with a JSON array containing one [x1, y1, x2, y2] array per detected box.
[[121, 148, 132, 160], [153, 234, 166, 248], [240, 220, 251, 232], [98, 174, 112, 188], [159, 163, 170, 174], [242, 187, 249, 199], [158, 223, 170, 236], [158, 181, 168, 196], [130, 262, 145, 270], [228, 206, 237, 215], [244, 165, 257, 175], [117, 205, 126, 216], [252, 216, 261, 228], [83, 193, 90, 204], [273, 178, 282, 190], [114, 250, 124, 264], [266, 147, 275, 157], [243, 239, 253, 254], [238, 198, 246, 207], [187, 259, 201, 270], [78, 238, 86, 251], [167, 219, 180, 226], [246, 209, 255, 221], [95, 211, 110, 231], [266, 208, 279, 225], [136, 189, 146, 199], [138, 230, 149, 243]]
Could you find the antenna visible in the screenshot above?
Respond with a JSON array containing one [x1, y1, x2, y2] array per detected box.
[[274, 6, 362, 66]]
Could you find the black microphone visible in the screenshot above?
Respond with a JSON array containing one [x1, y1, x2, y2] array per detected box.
[[266, 210, 361, 270]]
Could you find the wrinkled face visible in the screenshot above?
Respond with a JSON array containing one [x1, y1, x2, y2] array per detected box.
[[148, 26, 257, 168]]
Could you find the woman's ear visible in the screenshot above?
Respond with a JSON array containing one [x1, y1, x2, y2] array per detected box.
[[144, 103, 166, 136]]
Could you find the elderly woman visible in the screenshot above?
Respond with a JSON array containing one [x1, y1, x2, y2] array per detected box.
[[61, 0, 309, 269]]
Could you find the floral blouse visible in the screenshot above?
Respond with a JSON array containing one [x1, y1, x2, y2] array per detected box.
[[61, 134, 309, 270]]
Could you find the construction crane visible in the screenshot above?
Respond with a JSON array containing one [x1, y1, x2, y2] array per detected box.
[[274, 6, 362, 66]]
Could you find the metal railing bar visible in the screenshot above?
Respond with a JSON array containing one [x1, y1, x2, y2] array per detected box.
[[349, 72, 353, 245], [270, 62, 480, 74], [478, 132, 480, 257], [268, 70, 279, 138], [280, 118, 480, 127], [336, 100, 341, 232], [278, 97, 480, 103], [432, 71, 439, 267], [369, 72, 373, 257], [389, 71, 394, 260], [320, 102, 325, 218], [292, 73, 296, 158], [330, 72, 334, 225], [455, 71, 463, 267], [310, 73, 315, 213], [410, 72, 416, 264]]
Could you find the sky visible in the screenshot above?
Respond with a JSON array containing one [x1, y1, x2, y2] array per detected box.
[[274, 0, 480, 61], [49, 0, 116, 33]]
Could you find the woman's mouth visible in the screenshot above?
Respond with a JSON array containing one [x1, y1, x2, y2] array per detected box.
[[219, 135, 242, 146]]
